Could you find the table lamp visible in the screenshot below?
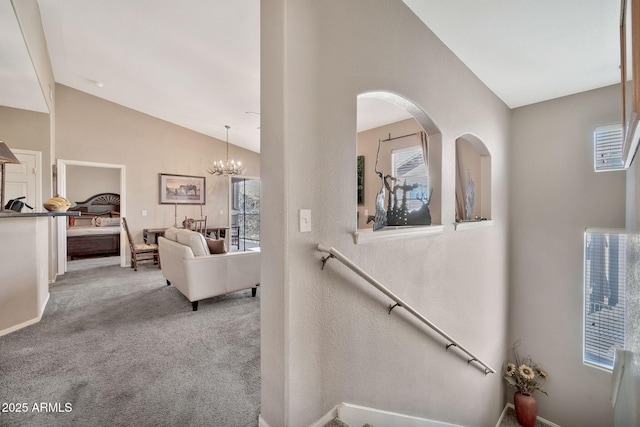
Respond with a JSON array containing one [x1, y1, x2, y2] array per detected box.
[[0, 140, 21, 213]]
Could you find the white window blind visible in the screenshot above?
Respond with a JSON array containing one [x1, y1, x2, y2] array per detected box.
[[584, 230, 626, 370], [392, 146, 429, 212], [594, 124, 624, 171]]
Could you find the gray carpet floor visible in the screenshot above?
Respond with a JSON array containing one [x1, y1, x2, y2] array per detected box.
[[0, 256, 260, 427]]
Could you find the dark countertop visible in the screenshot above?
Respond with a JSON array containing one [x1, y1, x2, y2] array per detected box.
[[0, 211, 80, 219]]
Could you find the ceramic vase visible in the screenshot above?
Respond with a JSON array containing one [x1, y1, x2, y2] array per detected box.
[[514, 392, 537, 427]]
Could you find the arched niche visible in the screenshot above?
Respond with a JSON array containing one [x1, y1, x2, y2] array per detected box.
[[455, 133, 491, 224], [356, 91, 442, 238]]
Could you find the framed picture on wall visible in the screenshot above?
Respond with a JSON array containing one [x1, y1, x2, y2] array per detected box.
[[357, 155, 365, 205], [159, 173, 206, 204]]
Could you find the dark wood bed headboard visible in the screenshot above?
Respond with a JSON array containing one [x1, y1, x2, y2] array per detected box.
[[69, 193, 120, 216]]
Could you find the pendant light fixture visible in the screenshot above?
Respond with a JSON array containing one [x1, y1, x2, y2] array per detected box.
[[207, 125, 246, 176]]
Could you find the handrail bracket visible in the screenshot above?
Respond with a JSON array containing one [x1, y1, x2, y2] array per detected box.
[[388, 302, 402, 314], [320, 254, 335, 270]]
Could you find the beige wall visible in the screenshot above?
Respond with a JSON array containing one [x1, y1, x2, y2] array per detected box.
[[510, 84, 625, 426], [261, 0, 510, 425], [66, 165, 120, 205], [0, 217, 49, 335], [0, 105, 51, 203], [55, 84, 260, 256]]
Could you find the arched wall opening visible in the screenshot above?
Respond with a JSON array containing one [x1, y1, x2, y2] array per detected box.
[[356, 91, 442, 232], [455, 133, 491, 222]]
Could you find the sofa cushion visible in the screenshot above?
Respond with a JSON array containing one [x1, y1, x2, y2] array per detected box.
[[163, 227, 181, 241], [176, 229, 209, 257], [205, 238, 227, 254]]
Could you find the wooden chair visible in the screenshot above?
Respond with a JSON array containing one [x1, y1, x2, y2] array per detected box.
[[231, 225, 240, 250], [122, 217, 159, 271], [183, 216, 207, 235], [230, 214, 240, 250]]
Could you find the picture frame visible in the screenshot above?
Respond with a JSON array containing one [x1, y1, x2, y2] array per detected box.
[[357, 155, 365, 205], [159, 173, 206, 205]]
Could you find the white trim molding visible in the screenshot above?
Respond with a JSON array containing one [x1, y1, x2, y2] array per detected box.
[[453, 219, 494, 231], [258, 414, 271, 427], [354, 224, 444, 244], [495, 404, 561, 427]]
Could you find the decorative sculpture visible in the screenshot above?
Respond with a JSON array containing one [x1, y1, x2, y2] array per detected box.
[[372, 172, 387, 231], [370, 138, 433, 230], [465, 169, 475, 220]]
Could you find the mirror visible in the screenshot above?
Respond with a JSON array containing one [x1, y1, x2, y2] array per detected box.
[[621, 0, 640, 167]]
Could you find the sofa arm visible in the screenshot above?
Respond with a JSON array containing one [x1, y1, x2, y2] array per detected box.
[[183, 251, 260, 301]]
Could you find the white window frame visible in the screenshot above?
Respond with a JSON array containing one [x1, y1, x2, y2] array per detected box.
[[391, 145, 429, 213], [594, 124, 624, 172], [583, 228, 626, 371]]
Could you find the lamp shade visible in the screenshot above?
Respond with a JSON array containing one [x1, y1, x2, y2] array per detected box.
[[0, 141, 20, 164]]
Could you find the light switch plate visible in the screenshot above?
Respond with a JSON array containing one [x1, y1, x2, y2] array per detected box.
[[299, 209, 312, 232]]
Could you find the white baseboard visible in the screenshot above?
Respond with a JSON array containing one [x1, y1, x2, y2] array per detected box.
[[0, 292, 49, 337], [0, 316, 41, 337], [309, 403, 461, 427], [40, 292, 50, 318], [308, 404, 341, 427], [258, 414, 270, 427], [496, 404, 561, 427]]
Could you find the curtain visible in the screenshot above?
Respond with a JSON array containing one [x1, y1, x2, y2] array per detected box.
[[420, 131, 429, 168]]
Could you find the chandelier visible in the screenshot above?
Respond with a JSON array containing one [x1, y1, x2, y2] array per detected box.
[[207, 125, 246, 176]]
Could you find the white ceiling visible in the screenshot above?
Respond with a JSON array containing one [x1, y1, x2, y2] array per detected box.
[[0, 0, 48, 113], [0, 1, 625, 150], [403, 0, 622, 108], [38, 0, 261, 152]]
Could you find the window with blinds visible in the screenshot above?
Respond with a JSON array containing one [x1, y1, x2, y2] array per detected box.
[[594, 124, 624, 171], [391, 146, 429, 212], [584, 230, 626, 370]]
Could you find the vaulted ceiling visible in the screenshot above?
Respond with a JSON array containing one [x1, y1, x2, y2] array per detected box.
[[0, 0, 624, 152]]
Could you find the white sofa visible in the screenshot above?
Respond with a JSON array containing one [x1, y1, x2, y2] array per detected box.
[[158, 228, 260, 311]]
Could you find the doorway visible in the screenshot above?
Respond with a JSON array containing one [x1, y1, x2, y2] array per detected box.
[[56, 159, 126, 274]]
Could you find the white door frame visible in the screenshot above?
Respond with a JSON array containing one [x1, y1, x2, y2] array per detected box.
[[56, 159, 126, 274], [10, 149, 42, 209], [228, 175, 260, 251]]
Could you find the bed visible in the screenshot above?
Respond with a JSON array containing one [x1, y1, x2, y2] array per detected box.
[[66, 193, 121, 259]]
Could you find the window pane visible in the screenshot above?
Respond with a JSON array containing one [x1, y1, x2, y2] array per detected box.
[[392, 147, 429, 212], [584, 231, 626, 369], [594, 124, 624, 171], [231, 177, 260, 250]]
